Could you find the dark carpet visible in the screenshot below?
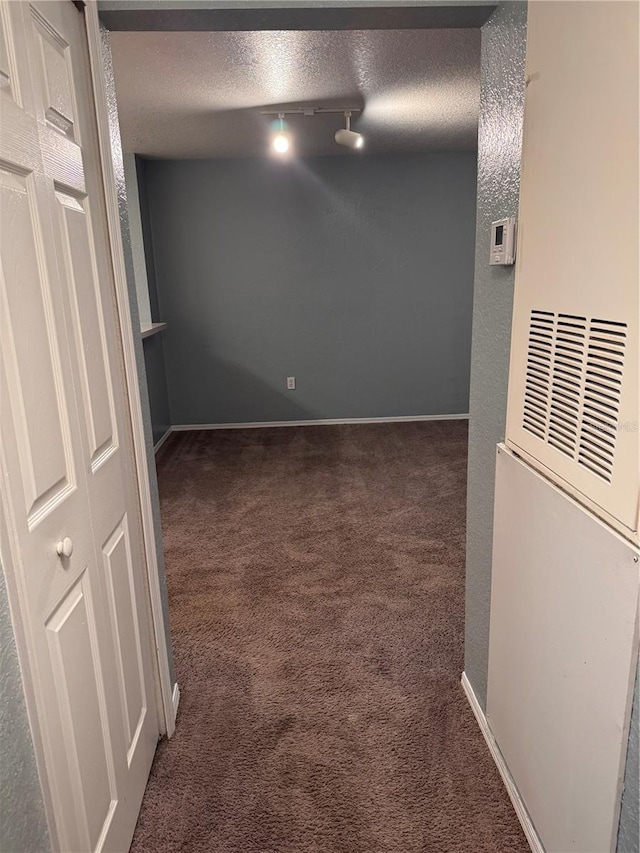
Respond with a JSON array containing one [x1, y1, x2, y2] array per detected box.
[[131, 421, 528, 853]]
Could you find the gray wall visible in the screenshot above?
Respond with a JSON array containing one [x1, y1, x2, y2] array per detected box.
[[0, 564, 50, 853], [464, 1, 527, 710], [618, 666, 639, 852], [143, 153, 477, 426], [123, 154, 152, 324], [101, 26, 176, 690], [143, 334, 171, 445], [138, 158, 172, 445]]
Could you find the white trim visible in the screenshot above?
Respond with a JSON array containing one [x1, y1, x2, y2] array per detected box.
[[461, 672, 545, 853], [85, 3, 175, 737], [154, 428, 173, 454], [172, 682, 181, 718], [172, 414, 469, 431]]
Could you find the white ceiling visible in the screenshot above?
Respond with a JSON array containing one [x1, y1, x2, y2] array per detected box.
[[110, 28, 480, 158]]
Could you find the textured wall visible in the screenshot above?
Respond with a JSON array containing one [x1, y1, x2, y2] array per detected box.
[[123, 154, 152, 324], [0, 563, 50, 853], [101, 25, 176, 688], [137, 157, 171, 445], [464, 1, 527, 710], [618, 664, 640, 852], [144, 152, 478, 426], [143, 334, 171, 444]]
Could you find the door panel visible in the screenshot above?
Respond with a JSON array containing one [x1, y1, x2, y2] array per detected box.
[[31, 5, 76, 141], [0, 2, 160, 850], [55, 189, 118, 468], [46, 571, 117, 852], [102, 516, 148, 764], [0, 4, 16, 99], [0, 166, 76, 522]]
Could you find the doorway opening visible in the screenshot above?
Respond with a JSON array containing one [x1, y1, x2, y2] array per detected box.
[[3, 3, 638, 852], [102, 4, 526, 851]]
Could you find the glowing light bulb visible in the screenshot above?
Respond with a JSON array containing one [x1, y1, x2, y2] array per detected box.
[[273, 133, 290, 154]]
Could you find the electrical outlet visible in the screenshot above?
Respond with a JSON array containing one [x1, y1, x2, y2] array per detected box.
[[287, 376, 296, 390]]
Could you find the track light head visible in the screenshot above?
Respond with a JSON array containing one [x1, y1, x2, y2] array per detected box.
[[335, 128, 365, 150], [272, 113, 292, 156], [335, 111, 364, 150], [273, 132, 290, 154]]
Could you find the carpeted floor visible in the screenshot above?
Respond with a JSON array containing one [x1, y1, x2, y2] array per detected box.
[[131, 421, 528, 853]]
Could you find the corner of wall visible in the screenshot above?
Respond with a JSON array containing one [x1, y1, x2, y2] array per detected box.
[[464, 1, 528, 710], [617, 661, 640, 853], [100, 22, 176, 686], [135, 157, 172, 443]]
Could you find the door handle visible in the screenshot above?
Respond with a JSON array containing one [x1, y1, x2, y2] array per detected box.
[[56, 537, 74, 558]]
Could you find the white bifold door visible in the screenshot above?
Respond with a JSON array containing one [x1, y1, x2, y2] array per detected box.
[[0, 2, 159, 851]]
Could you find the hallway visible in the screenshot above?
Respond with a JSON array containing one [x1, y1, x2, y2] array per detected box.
[[131, 421, 527, 852]]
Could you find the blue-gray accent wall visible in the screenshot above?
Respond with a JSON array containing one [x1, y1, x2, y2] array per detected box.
[[137, 157, 172, 445], [100, 27, 176, 690], [464, 0, 527, 711], [143, 333, 171, 445], [618, 667, 640, 853], [0, 562, 50, 853], [142, 153, 477, 426]]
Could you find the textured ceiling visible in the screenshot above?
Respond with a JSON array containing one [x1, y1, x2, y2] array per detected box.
[[110, 29, 481, 158]]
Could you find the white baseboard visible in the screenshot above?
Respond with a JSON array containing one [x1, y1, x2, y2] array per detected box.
[[154, 428, 172, 454], [171, 413, 469, 432], [461, 672, 544, 853], [171, 682, 180, 721]]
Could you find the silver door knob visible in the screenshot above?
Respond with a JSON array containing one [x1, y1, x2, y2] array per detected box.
[[56, 537, 73, 558]]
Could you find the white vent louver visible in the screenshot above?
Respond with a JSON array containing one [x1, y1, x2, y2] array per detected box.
[[523, 311, 626, 483]]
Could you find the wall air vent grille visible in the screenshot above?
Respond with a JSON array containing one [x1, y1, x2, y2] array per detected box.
[[522, 311, 626, 483]]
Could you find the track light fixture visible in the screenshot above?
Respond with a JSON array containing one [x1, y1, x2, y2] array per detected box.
[[335, 111, 364, 150], [261, 107, 364, 154], [272, 113, 291, 156]]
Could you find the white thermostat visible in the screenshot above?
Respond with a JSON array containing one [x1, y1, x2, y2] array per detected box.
[[490, 217, 517, 265]]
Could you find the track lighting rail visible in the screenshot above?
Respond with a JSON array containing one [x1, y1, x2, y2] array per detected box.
[[263, 107, 365, 153], [260, 107, 362, 117]]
